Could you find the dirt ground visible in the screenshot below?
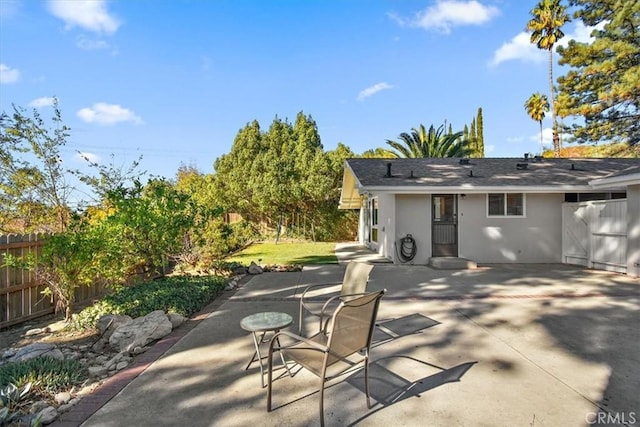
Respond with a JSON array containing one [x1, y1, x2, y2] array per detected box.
[[0, 314, 98, 353]]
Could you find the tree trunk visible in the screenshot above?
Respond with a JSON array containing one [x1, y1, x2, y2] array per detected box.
[[549, 49, 560, 158], [539, 121, 544, 153], [275, 213, 282, 244]]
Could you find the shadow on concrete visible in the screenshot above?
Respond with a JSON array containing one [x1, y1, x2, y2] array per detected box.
[[538, 294, 640, 421], [373, 313, 441, 348], [345, 356, 476, 425]]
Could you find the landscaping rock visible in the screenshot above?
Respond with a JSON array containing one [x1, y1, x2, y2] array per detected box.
[[8, 342, 64, 363], [167, 312, 186, 329], [25, 326, 51, 337], [2, 348, 17, 359], [29, 400, 49, 414], [37, 406, 58, 424], [88, 365, 108, 377], [54, 391, 72, 405], [97, 314, 133, 339], [248, 261, 263, 275], [108, 310, 172, 353]]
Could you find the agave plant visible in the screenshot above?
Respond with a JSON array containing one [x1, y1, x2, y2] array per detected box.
[[0, 382, 40, 426]]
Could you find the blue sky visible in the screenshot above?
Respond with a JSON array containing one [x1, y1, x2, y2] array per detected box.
[[0, 0, 598, 180]]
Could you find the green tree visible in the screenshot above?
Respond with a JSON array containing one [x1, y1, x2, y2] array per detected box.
[[476, 107, 485, 157], [384, 124, 470, 158], [469, 117, 477, 156], [527, 0, 570, 158], [556, 0, 640, 145], [213, 120, 265, 222], [361, 147, 396, 158], [525, 92, 551, 152], [103, 179, 196, 278], [0, 99, 73, 232]]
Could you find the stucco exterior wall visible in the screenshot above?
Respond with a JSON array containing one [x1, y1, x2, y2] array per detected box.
[[627, 184, 640, 277], [458, 193, 564, 263], [395, 194, 431, 264], [376, 193, 396, 261]]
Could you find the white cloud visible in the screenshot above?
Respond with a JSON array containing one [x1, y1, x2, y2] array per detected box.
[[75, 152, 101, 164], [490, 32, 545, 66], [391, 0, 499, 33], [529, 127, 553, 146], [0, 63, 20, 84], [28, 97, 55, 108], [484, 144, 495, 154], [77, 103, 143, 125], [491, 21, 606, 66], [47, 0, 120, 34], [76, 36, 110, 50], [357, 82, 394, 101], [557, 20, 606, 48]]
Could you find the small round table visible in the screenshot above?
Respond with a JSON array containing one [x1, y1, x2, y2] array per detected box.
[[240, 311, 293, 388]]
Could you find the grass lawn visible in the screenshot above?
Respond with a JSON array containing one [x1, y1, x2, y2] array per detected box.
[[226, 241, 338, 266]]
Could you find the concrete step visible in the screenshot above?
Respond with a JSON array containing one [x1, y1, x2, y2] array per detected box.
[[428, 257, 477, 269]]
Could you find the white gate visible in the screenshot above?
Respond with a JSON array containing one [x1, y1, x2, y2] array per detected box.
[[562, 199, 627, 273]]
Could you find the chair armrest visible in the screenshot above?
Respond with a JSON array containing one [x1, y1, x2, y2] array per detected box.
[[300, 282, 342, 299], [269, 330, 328, 353]]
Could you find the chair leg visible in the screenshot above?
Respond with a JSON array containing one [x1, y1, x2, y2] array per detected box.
[[319, 376, 326, 427], [267, 344, 274, 412], [298, 303, 304, 334], [364, 356, 371, 408]]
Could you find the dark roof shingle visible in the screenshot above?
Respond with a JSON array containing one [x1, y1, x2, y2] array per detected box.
[[346, 157, 640, 189]]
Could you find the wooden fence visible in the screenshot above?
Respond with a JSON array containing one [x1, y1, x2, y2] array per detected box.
[[0, 234, 107, 329], [562, 199, 628, 274]]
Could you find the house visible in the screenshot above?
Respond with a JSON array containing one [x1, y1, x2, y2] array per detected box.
[[339, 156, 640, 277]]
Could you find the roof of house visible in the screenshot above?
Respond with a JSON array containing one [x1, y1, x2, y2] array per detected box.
[[340, 157, 640, 208]]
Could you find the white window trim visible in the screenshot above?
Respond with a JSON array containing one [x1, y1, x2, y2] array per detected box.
[[486, 193, 527, 218], [370, 197, 379, 243]]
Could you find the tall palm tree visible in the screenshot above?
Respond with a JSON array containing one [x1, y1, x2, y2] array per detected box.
[[384, 124, 470, 158], [525, 92, 550, 153], [526, 0, 569, 158]]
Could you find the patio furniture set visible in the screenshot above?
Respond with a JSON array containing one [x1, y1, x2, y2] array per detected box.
[[239, 261, 382, 426]]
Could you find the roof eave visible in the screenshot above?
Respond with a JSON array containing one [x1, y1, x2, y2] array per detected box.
[[590, 172, 640, 189], [358, 185, 598, 194], [338, 161, 365, 209]]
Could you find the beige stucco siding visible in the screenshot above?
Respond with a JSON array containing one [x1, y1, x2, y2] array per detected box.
[[395, 194, 431, 264], [458, 193, 564, 263], [627, 184, 640, 277], [375, 193, 396, 261]]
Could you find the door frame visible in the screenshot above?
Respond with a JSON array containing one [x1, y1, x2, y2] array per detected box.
[[431, 194, 458, 257]]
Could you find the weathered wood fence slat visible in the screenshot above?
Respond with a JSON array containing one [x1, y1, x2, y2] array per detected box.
[[0, 233, 107, 329]]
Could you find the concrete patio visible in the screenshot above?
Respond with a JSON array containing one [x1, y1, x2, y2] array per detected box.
[[55, 248, 639, 426]]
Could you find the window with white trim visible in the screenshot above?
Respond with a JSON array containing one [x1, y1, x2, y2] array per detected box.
[[487, 193, 525, 217], [370, 198, 379, 242]]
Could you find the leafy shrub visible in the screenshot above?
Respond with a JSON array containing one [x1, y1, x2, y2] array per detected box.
[[0, 382, 38, 426], [70, 275, 226, 330], [0, 358, 85, 397]]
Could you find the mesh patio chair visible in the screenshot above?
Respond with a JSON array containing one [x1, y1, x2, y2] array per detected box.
[[298, 261, 374, 334], [267, 289, 386, 427]]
